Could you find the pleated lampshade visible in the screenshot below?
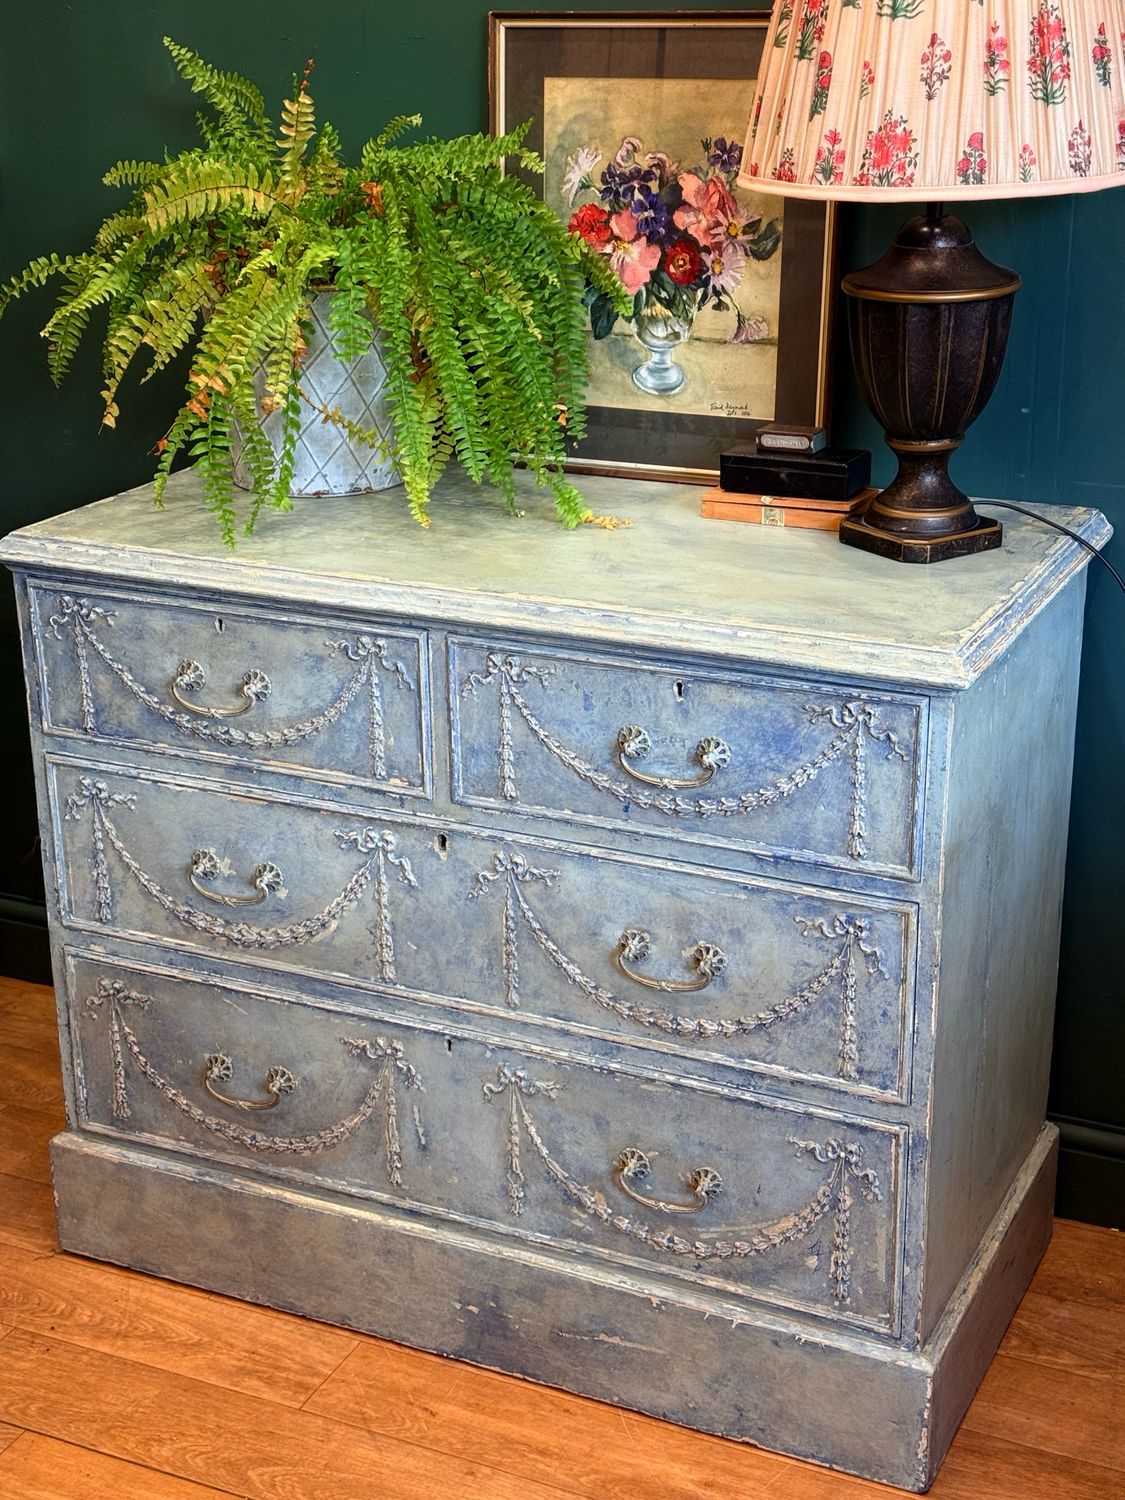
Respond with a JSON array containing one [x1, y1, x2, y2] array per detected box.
[[739, 0, 1125, 198]]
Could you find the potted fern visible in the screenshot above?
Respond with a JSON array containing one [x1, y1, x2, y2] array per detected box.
[[0, 39, 627, 542]]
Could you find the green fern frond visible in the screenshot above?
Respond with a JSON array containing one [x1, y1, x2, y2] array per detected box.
[[544, 470, 593, 529], [227, 381, 278, 533], [93, 209, 149, 251], [164, 37, 269, 142], [373, 113, 423, 151], [190, 390, 240, 544], [188, 267, 281, 396], [152, 405, 201, 507], [112, 259, 214, 405], [308, 122, 345, 198], [0, 253, 83, 318], [390, 122, 533, 183], [141, 160, 279, 234], [326, 225, 383, 360], [43, 252, 143, 384], [102, 160, 165, 189], [277, 88, 316, 198]]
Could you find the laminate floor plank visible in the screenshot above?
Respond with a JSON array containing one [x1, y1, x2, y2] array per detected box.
[[0, 1104, 63, 1185], [0, 1419, 22, 1455], [303, 1336, 791, 1500], [0, 981, 54, 1019], [759, 1429, 1125, 1500], [1032, 1218, 1125, 1311], [0, 1434, 245, 1500], [0, 1042, 63, 1110], [0, 987, 58, 1057], [961, 1350, 1124, 1471], [0, 1328, 587, 1500], [0, 1240, 360, 1409], [1002, 1286, 1123, 1379], [0, 1175, 57, 1255], [931, 1430, 1125, 1500]]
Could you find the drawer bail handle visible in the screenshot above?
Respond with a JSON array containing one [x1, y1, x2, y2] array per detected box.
[[171, 659, 272, 718], [614, 1147, 722, 1215], [203, 1052, 298, 1111], [190, 849, 286, 907], [616, 726, 731, 790], [616, 930, 727, 992]]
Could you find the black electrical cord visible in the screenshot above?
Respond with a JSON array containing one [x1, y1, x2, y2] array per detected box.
[[981, 499, 1125, 595]]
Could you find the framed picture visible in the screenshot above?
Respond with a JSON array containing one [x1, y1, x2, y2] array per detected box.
[[489, 10, 836, 483]]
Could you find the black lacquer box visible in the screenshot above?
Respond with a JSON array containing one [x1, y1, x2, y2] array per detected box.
[[719, 445, 872, 502]]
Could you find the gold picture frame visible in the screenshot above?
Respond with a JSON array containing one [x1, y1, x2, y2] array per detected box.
[[489, 10, 837, 484]]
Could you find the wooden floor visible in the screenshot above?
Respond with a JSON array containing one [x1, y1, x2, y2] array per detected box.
[[0, 976, 1122, 1499]]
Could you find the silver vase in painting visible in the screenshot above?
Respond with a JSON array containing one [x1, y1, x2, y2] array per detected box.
[[631, 302, 694, 396]]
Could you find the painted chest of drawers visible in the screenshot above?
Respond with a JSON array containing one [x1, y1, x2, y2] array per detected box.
[[2, 470, 1109, 1490]]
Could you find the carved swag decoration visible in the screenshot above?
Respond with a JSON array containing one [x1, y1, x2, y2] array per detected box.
[[470, 850, 888, 1081], [47, 594, 414, 780], [64, 777, 416, 982], [462, 652, 909, 860], [84, 977, 426, 1185], [484, 1065, 882, 1305]]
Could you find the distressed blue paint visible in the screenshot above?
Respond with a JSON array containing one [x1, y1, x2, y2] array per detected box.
[[0, 467, 1107, 1489]]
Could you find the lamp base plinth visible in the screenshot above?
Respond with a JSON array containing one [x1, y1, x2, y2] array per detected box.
[[839, 507, 1002, 563], [839, 438, 1004, 562]]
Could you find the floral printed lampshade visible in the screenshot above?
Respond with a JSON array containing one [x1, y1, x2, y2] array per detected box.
[[739, 0, 1125, 198]]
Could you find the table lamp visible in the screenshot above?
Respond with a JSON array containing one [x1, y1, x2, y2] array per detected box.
[[740, 0, 1125, 561]]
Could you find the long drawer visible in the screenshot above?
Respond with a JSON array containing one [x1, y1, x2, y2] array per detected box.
[[64, 950, 904, 1333], [450, 638, 926, 879], [28, 582, 431, 795], [50, 757, 915, 1101]]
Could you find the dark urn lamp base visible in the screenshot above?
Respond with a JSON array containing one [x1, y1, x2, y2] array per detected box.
[[840, 209, 1020, 564]]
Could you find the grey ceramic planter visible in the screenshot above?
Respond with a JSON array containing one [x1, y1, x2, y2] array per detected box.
[[232, 290, 401, 499]]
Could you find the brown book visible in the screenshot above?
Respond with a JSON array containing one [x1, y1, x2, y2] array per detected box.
[[700, 486, 877, 531]]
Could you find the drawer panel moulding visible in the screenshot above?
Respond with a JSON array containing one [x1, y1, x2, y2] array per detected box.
[[32, 584, 432, 794], [451, 639, 926, 878]]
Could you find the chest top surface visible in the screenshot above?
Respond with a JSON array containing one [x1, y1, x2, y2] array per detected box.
[[0, 468, 1109, 690]]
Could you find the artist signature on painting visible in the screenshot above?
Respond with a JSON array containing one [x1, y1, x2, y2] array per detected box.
[[709, 400, 751, 417]]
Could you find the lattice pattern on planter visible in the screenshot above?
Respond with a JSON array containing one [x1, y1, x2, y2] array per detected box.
[[232, 292, 401, 498]]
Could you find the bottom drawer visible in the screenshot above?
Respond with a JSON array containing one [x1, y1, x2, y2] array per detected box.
[[64, 950, 904, 1333]]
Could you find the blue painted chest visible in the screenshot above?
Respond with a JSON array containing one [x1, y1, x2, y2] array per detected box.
[[2, 470, 1109, 1490]]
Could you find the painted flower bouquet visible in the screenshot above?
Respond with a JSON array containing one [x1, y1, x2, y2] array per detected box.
[[564, 134, 781, 394]]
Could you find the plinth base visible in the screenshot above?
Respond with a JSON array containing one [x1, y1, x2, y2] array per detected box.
[[49, 1123, 1057, 1492], [840, 508, 1004, 564]]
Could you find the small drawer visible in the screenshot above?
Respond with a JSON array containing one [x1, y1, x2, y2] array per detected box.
[[65, 952, 903, 1333], [29, 583, 431, 796], [451, 638, 925, 878]]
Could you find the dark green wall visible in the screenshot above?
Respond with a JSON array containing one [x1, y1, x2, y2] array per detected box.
[[2, 2, 1122, 1221]]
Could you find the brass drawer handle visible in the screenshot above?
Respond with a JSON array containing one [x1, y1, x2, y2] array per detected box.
[[171, 659, 272, 718], [190, 848, 285, 907], [616, 726, 731, 790], [616, 929, 727, 992], [613, 1147, 722, 1215], [203, 1052, 298, 1111]]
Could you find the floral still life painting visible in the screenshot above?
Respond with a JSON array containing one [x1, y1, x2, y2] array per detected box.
[[490, 13, 834, 480], [545, 78, 785, 420], [563, 127, 781, 401]]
